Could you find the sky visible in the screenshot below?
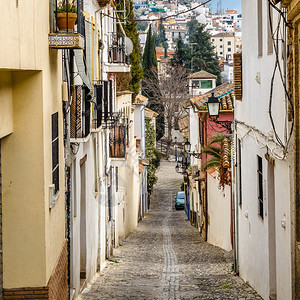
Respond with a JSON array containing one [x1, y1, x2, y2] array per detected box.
[[208, 0, 241, 13]]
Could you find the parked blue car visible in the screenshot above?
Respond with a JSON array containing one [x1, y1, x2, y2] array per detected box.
[[175, 191, 185, 210]]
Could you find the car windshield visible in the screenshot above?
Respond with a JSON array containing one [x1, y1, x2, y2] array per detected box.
[[177, 193, 185, 199], [177, 198, 185, 204]]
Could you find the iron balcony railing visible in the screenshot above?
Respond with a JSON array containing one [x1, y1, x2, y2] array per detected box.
[[70, 85, 91, 139], [93, 80, 124, 129], [109, 121, 129, 158], [108, 33, 130, 64], [51, 0, 85, 35]]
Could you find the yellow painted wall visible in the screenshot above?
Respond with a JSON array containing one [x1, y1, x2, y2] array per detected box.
[[0, 0, 65, 289], [0, 72, 13, 138], [2, 71, 46, 288]]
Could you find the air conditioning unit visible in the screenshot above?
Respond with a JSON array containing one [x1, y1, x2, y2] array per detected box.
[[49, 184, 56, 209]]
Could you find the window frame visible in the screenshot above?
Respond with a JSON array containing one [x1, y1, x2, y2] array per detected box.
[[52, 112, 59, 195], [200, 80, 213, 89], [257, 155, 264, 219]]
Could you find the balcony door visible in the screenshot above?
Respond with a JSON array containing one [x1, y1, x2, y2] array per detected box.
[[80, 158, 87, 287]]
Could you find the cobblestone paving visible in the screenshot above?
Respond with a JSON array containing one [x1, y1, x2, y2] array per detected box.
[[80, 160, 262, 300]]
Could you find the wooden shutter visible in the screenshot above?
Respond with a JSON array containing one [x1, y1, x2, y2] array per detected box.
[[84, 86, 91, 137], [70, 86, 82, 138], [233, 52, 242, 100], [96, 85, 103, 128], [103, 81, 108, 122]]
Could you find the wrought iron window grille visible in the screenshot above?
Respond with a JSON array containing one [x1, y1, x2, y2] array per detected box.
[[107, 33, 129, 64]]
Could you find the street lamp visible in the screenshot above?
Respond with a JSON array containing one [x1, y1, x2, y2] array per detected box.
[[183, 138, 202, 159], [184, 140, 191, 152], [178, 152, 183, 163], [206, 92, 232, 133], [207, 92, 220, 118], [174, 136, 178, 161]]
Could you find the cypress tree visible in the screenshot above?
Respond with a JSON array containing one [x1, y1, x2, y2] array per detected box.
[[170, 33, 187, 67], [154, 19, 168, 55], [142, 25, 158, 73], [142, 26, 164, 140]]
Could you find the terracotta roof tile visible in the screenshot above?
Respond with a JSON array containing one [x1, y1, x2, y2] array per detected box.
[[135, 94, 148, 103], [178, 115, 189, 138], [212, 32, 234, 38], [188, 70, 217, 79], [145, 107, 159, 118], [191, 82, 234, 112]]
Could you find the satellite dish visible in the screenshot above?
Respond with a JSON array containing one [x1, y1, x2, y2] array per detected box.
[[124, 37, 134, 55]]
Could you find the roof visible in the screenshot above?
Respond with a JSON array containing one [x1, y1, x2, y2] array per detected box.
[[178, 115, 189, 138], [135, 94, 148, 104], [188, 70, 217, 79], [116, 90, 133, 96], [191, 82, 234, 112], [212, 32, 234, 38], [145, 107, 159, 118]]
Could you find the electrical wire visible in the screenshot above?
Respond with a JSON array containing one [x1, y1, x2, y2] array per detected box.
[[235, 120, 287, 160], [103, 0, 211, 22], [267, 0, 294, 156]]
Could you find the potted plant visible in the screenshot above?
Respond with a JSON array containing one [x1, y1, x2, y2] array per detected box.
[[56, 0, 77, 32]]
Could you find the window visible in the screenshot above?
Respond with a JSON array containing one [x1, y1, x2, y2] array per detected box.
[[220, 38, 223, 41], [116, 167, 119, 192], [267, 3, 273, 54], [220, 45, 223, 48], [212, 38, 215, 42], [228, 41, 231, 45], [93, 137, 98, 193], [257, 155, 263, 219], [257, 0, 263, 56], [192, 80, 200, 88], [220, 52, 223, 55], [201, 80, 213, 89], [228, 48, 231, 52], [52, 112, 59, 194]]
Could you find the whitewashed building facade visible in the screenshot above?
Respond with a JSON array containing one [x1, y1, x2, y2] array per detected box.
[[233, 1, 294, 299]]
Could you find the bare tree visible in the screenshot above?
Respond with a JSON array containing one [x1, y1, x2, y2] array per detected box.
[[142, 64, 189, 157]]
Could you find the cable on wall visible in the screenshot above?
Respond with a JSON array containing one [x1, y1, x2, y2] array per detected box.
[[267, 0, 294, 156]]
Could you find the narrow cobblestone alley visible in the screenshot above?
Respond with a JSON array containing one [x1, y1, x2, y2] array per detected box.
[[80, 160, 262, 300]]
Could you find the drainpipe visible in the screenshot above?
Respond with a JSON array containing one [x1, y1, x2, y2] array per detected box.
[[62, 48, 72, 299], [204, 115, 208, 242], [232, 121, 239, 274]]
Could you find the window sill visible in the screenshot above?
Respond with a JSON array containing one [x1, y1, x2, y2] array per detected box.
[[50, 190, 60, 209]]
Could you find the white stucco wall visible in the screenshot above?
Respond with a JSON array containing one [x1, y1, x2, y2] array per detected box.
[[189, 107, 199, 167], [207, 174, 232, 251], [234, 1, 293, 299]]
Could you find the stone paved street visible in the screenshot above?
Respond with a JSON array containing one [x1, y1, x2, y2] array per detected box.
[[80, 160, 262, 300]]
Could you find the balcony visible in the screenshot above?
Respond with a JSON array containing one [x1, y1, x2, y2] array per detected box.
[[92, 81, 119, 130], [49, 0, 84, 50], [109, 121, 129, 166], [96, 0, 110, 7], [70, 85, 91, 141], [105, 33, 131, 73]]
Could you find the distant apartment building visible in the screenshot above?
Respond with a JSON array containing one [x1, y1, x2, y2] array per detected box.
[[211, 32, 237, 60]]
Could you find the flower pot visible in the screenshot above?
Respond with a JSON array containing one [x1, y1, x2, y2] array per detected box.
[[56, 12, 77, 32]]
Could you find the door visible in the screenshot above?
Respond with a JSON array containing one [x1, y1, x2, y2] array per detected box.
[[80, 160, 86, 284]]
